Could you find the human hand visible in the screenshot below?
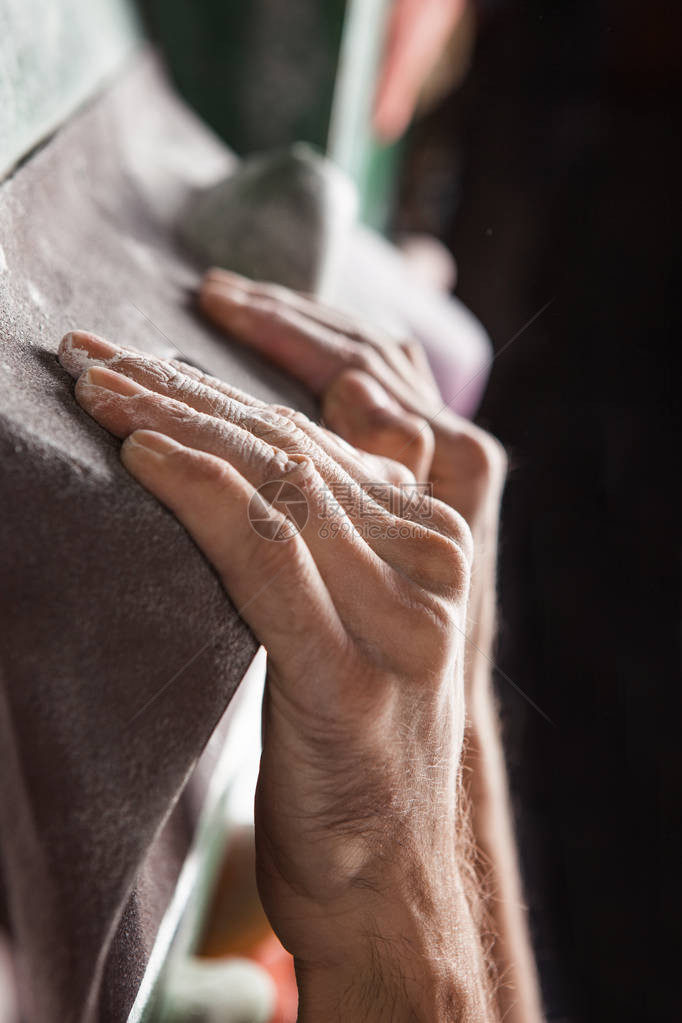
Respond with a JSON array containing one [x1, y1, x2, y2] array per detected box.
[[196, 275, 543, 1021], [58, 331, 492, 1021], [199, 269, 505, 531], [199, 270, 506, 712], [192, 278, 540, 1022]]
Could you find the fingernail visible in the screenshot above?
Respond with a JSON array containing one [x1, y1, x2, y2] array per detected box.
[[126, 430, 183, 455], [203, 267, 250, 288], [64, 330, 119, 358], [59, 331, 120, 375], [80, 366, 146, 397], [200, 277, 248, 304]]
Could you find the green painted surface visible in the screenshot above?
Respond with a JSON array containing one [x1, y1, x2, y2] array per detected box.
[[326, 0, 395, 227], [141, 0, 399, 230], [0, 0, 140, 179], [141, 0, 347, 157], [359, 136, 403, 230]]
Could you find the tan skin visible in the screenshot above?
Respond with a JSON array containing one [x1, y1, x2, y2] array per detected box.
[[58, 270, 542, 1022]]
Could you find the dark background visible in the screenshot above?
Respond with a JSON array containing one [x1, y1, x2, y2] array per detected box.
[[399, 2, 681, 1020]]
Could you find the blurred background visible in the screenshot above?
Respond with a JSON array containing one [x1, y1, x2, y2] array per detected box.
[[139, 2, 680, 1018], [1, 1, 679, 1020]]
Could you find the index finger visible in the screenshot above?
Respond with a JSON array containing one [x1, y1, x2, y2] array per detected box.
[[199, 273, 431, 418]]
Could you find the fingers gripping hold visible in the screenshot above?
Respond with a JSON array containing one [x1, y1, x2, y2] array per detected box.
[[323, 369, 434, 482]]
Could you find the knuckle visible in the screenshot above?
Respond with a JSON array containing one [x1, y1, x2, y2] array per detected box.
[[254, 281, 289, 304], [259, 440, 296, 480], [489, 434, 508, 478], [271, 412, 323, 461], [454, 427, 507, 486], [284, 453, 317, 484], [161, 395, 202, 428], [167, 368, 207, 405], [394, 588, 461, 671], [477, 429, 507, 479], [419, 421, 435, 456], [146, 358, 196, 397], [285, 425, 318, 460], [417, 529, 471, 601], [349, 344, 382, 376], [252, 407, 297, 440], [425, 500, 474, 565], [154, 361, 182, 389], [128, 388, 174, 420], [272, 403, 297, 420], [402, 338, 422, 357], [399, 415, 434, 461], [378, 458, 416, 488], [252, 295, 280, 319], [257, 451, 320, 504], [251, 409, 328, 473], [287, 409, 315, 432], [221, 422, 291, 480], [281, 455, 325, 505]]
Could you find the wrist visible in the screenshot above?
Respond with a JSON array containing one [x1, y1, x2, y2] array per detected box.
[[293, 875, 491, 1022], [296, 958, 465, 1023]]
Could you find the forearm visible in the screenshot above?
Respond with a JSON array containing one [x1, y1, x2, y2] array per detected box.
[[431, 452, 543, 1023], [464, 592, 544, 1023], [295, 876, 496, 1023]]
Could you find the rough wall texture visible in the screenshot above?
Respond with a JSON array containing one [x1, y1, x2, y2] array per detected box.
[[0, 0, 139, 178], [0, 52, 315, 1023]]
